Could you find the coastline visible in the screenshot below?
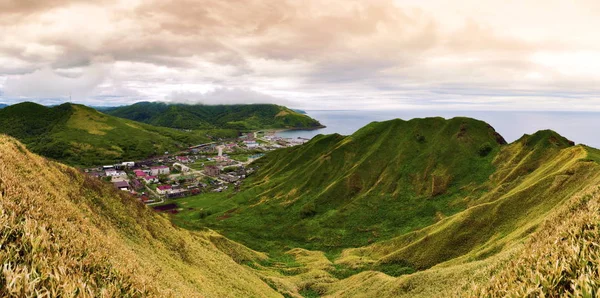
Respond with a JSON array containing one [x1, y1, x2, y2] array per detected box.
[[262, 125, 327, 134]]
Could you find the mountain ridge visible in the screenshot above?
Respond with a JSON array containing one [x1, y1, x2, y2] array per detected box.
[[104, 101, 324, 131], [1, 115, 599, 297]]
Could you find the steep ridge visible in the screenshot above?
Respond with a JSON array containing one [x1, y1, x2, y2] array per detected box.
[[164, 117, 600, 296], [196, 117, 509, 252], [105, 101, 324, 131], [337, 130, 597, 270], [0, 135, 280, 297], [0, 102, 222, 166]]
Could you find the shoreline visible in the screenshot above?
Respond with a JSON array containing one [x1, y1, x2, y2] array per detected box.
[[262, 125, 327, 134]]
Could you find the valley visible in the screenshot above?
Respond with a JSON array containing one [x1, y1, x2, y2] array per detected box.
[[1, 113, 599, 297], [146, 117, 600, 296]]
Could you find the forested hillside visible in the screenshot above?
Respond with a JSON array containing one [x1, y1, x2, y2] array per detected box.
[[105, 102, 324, 131]]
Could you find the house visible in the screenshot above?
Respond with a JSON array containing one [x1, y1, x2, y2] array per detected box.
[[166, 189, 187, 199], [130, 179, 143, 190], [220, 174, 240, 183], [204, 165, 221, 177], [244, 140, 259, 148], [173, 163, 191, 173], [121, 161, 135, 168], [143, 176, 158, 184], [105, 169, 126, 177], [156, 185, 172, 195], [150, 166, 170, 176], [134, 170, 147, 178], [113, 181, 130, 191], [176, 156, 190, 163]]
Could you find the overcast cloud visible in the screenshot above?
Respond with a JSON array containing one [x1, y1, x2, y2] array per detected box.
[[0, 0, 599, 110]]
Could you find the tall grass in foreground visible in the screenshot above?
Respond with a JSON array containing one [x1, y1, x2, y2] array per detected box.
[[469, 188, 600, 297]]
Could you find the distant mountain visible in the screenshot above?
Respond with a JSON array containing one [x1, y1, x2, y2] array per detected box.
[[0, 135, 280, 297], [0, 102, 224, 166], [0, 103, 7, 109], [105, 102, 324, 131]]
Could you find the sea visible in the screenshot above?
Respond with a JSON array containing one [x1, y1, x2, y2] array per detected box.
[[276, 110, 600, 148]]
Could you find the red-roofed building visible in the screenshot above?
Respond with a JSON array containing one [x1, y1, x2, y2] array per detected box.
[[134, 170, 147, 178], [176, 156, 190, 163], [156, 184, 172, 195], [143, 176, 158, 184]]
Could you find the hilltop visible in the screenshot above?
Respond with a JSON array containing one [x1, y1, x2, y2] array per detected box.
[[160, 117, 600, 295], [104, 101, 324, 131], [0, 102, 233, 166], [183, 117, 510, 251]]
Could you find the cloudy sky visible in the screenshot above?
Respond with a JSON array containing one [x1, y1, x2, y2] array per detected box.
[[1, 0, 599, 110]]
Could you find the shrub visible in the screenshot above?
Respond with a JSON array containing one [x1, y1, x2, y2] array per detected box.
[[478, 142, 493, 157], [299, 202, 317, 218]]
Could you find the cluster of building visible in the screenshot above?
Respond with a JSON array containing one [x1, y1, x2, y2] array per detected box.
[[83, 130, 312, 204]]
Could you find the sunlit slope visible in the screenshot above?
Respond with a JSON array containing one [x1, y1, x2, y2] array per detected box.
[[179, 118, 600, 297], [200, 117, 508, 252], [325, 169, 600, 297], [0, 102, 214, 166], [0, 135, 280, 297], [338, 131, 595, 269], [106, 101, 324, 130]]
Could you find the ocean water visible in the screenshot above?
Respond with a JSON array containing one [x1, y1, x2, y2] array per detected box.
[[276, 110, 600, 148]]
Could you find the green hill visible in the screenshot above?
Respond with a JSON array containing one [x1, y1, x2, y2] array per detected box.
[[104, 101, 324, 131], [159, 117, 600, 296], [2, 115, 599, 297], [0, 102, 232, 166], [181, 117, 509, 252]]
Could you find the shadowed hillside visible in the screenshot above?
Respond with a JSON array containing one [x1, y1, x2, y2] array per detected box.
[[105, 102, 324, 131], [0, 102, 233, 166]]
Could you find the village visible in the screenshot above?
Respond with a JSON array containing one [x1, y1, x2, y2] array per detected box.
[[83, 131, 310, 205]]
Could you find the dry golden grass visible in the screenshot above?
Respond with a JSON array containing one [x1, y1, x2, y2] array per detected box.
[[0, 135, 280, 297], [467, 186, 600, 297]]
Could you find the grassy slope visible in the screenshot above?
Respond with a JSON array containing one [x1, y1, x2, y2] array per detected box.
[[176, 117, 507, 253], [0, 135, 282, 297], [0, 102, 224, 166], [158, 118, 600, 297], [105, 102, 324, 131]]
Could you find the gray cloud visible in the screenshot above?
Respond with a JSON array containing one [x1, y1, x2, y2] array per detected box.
[[0, 0, 600, 110], [167, 88, 297, 106]]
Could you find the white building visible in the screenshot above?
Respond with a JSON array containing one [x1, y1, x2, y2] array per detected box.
[[150, 166, 170, 176], [121, 161, 135, 168], [105, 169, 127, 177], [244, 141, 259, 148]]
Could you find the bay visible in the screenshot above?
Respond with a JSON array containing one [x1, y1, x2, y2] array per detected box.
[[277, 110, 600, 148]]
